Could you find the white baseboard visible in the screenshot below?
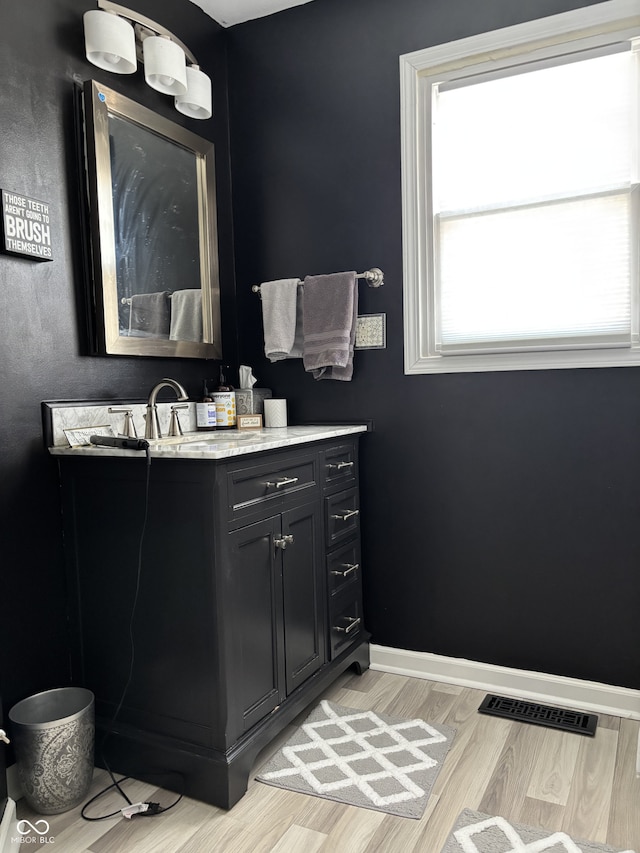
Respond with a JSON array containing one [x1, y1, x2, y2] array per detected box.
[[370, 645, 640, 721]]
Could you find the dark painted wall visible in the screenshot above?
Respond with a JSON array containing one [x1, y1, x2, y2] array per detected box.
[[1, 0, 638, 747], [227, 0, 640, 689], [0, 0, 236, 718]]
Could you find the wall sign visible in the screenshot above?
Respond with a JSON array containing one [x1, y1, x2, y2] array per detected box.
[[237, 414, 263, 430], [1, 189, 53, 261]]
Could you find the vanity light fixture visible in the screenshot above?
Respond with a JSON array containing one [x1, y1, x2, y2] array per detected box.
[[84, 7, 137, 73], [143, 35, 187, 96], [176, 65, 213, 119], [83, 0, 212, 119]]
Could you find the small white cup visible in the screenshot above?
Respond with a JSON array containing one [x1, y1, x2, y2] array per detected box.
[[263, 398, 287, 428]]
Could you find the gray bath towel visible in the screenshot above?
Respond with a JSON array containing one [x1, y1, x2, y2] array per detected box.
[[288, 282, 305, 358], [303, 271, 358, 381], [169, 289, 203, 342], [128, 291, 171, 338], [261, 278, 303, 361]]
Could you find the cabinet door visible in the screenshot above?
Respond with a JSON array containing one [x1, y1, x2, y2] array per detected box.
[[281, 503, 325, 694], [229, 516, 285, 734]]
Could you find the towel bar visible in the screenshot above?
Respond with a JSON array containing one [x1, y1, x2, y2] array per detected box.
[[251, 267, 384, 295], [121, 293, 178, 305]]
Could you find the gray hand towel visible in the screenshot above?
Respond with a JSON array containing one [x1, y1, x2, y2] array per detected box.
[[169, 289, 203, 342], [128, 291, 171, 339], [302, 271, 358, 381], [262, 278, 302, 361]]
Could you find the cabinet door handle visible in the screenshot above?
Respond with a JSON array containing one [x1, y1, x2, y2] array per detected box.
[[327, 461, 354, 470], [0, 729, 10, 745], [334, 616, 361, 634], [274, 534, 294, 549], [331, 563, 360, 577], [265, 476, 299, 489], [331, 509, 360, 521]]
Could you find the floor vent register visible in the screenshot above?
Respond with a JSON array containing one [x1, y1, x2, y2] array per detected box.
[[478, 694, 598, 736]]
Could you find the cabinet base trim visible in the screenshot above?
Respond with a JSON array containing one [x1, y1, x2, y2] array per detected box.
[[96, 639, 370, 810], [370, 644, 640, 720]]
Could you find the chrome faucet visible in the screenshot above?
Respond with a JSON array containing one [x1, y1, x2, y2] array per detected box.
[[144, 378, 189, 440]]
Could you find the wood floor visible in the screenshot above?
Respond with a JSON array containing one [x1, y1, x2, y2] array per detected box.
[[15, 670, 640, 852]]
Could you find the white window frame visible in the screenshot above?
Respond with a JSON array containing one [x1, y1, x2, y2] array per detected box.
[[401, 0, 640, 374]]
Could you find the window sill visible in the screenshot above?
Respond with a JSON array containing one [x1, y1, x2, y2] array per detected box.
[[405, 346, 640, 375]]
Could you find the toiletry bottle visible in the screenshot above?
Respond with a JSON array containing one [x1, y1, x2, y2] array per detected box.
[[213, 364, 236, 429], [196, 380, 217, 431]]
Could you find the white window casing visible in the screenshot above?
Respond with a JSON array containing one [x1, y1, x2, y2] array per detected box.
[[401, 0, 640, 374]]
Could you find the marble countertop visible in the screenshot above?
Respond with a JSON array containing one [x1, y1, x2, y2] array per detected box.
[[48, 425, 367, 461]]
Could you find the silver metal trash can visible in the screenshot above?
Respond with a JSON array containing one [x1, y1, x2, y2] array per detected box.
[[9, 687, 94, 814]]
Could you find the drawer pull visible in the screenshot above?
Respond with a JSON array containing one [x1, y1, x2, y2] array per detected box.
[[274, 534, 294, 550], [331, 509, 360, 522], [0, 729, 10, 745], [334, 616, 361, 634], [327, 461, 354, 471], [331, 563, 360, 578], [265, 476, 299, 489]]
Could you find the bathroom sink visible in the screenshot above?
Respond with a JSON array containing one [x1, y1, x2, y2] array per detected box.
[[147, 431, 261, 446]]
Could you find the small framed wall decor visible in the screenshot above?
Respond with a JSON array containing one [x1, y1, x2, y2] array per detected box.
[[237, 414, 263, 430], [355, 313, 386, 349], [1, 189, 53, 260]]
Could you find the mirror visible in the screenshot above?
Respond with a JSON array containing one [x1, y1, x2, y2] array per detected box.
[[81, 79, 222, 358]]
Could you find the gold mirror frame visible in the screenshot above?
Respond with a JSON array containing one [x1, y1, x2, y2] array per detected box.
[[82, 79, 222, 358]]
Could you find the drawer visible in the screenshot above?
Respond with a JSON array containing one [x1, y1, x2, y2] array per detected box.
[[227, 451, 318, 521], [327, 541, 361, 598], [329, 590, 364, 659], [325, 487, 360, 548], [321, 443, 357, 492]]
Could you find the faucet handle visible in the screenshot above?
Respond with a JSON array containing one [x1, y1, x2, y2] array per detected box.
[[108, 407, 137, 438], [168, 403, 189, 437]]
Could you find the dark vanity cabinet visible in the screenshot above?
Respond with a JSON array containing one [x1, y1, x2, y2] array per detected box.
[[58, 435, 369, 809]]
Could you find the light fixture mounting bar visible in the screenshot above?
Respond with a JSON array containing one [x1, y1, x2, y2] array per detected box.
[[97, 0, 198, 65]]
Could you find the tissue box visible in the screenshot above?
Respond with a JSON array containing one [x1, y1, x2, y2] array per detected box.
[[235, 388, 272, 416]]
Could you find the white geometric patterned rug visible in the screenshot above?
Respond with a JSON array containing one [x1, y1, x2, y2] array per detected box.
[[255, 700, 455, 819], [440, 809, 638, 853]]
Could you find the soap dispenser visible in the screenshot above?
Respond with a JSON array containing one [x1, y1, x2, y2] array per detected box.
[[212, 364, 236, 429], [196, 380, 217, 431]]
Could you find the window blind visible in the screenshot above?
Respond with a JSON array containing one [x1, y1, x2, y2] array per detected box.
[[433, 49, 635, 353]]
